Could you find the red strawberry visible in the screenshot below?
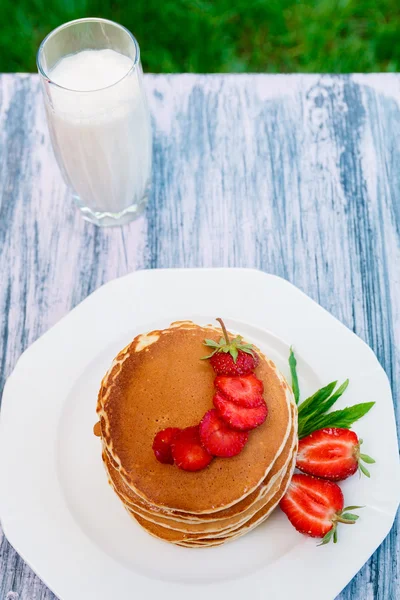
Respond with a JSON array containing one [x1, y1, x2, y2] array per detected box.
[[199, 409, 248, 457], [215, 373, 264, 408], [296, 428, 375, 481], [202, 317, 259, 376], [210, 350, 259, 376], [152, 427, 181, 464], [171, 426, 212, 471], [280, 473, 361, 544], [213, 391, 268, 431]]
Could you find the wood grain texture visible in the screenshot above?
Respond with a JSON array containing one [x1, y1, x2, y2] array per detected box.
[[0, 73, 399, 600]]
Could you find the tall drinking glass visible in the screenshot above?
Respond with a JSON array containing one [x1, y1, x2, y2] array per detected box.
[[37, 18, 152, 226]]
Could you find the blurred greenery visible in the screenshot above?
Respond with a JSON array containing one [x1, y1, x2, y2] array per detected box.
[[1, 0, 400, 73]]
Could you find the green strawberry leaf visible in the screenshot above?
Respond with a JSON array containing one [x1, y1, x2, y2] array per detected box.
[[204, 339, 220, 347], [230, 346, 238, 362], [239, 342, 254, 350], [240, 347, 255, 355], [200, 350, 218, 360], [318, 527, 334, 546], [359, 463, 371, 478], [360, 453, 376, 464], [341, 513, 359, 521]]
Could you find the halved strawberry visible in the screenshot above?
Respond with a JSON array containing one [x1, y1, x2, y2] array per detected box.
[[199, 409, 248, 457], [171, 426, 213, 471], [152, 427, 181, 464], [213, 391, 268, 431], [296, 428, 375, 481], [280, 473, 361, 544], [215, 373, 264, 408]]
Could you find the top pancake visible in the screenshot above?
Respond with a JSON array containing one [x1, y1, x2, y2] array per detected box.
[[97, 322, 292, 513]]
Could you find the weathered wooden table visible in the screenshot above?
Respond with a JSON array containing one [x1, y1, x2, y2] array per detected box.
[[0, 73, 399, 599]]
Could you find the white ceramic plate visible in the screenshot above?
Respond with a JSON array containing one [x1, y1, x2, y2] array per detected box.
[[0, 268, 398, 600]]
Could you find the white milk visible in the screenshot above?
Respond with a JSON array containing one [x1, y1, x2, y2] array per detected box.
[[45, 49, 151, 214]]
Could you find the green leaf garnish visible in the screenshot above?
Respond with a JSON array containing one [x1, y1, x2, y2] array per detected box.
[[289, 347, 300, 405], [297, 381, 338, 417], [298, 401, 375, 438], [288, 348, 375, 441], [307, 379, 350, 421]]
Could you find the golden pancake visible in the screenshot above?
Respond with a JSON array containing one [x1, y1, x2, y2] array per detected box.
[[103, 400, 296, 529], [126, 454, 288, 539], [200, 443, 298, 541], [177, 541, 224, 548], [132, 447, 296, 545], [124, 408, 298, 543], [97, 322, 293, 513], [103, 404, 297, 524], [173, 447, 297, 547]]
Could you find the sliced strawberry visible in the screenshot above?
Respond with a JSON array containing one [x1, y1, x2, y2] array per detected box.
[[213, 391, 268, 431], [210, 349, 259, 376], [280, 473, 361, 544], [215, 373, 264, 408], [199, 409, 248, 457], [296, 428, 375, 481], [152, 427, 181, 464], [171, 426, 213, 471]]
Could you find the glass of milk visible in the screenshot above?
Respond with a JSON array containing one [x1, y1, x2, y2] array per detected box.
[[37, 18, 152, 226]]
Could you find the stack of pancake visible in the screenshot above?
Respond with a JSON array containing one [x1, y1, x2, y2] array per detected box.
[[95, 322, 297, 547]]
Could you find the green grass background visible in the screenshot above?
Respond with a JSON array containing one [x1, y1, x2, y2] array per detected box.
[[1, 0, 400, 73]]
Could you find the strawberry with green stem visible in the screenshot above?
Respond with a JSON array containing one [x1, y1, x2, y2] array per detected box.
[[202, 318, 259, 376], [279, 473, 363, 545], [296, 427, 375, 480]]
